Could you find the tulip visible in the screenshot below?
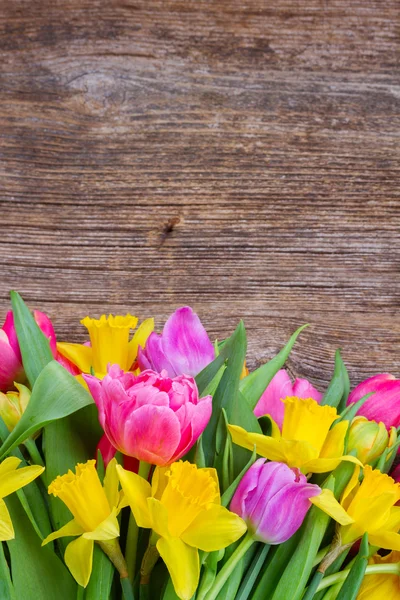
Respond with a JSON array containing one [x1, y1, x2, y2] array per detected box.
[[230, 459, 321, 544], [254, 369, 322, 428], [229, 397, 361, 474], [138, 306, 215, 378], [347, 416, 396, 465], [347, 373, 400, 429], [357, 551, 400, 599], [42, 459, 127, 588], [117, 460, 246, 600], [57, 314, 154, 378], [84, 365, 212, 466], [0, 456, 44, 540], [0, 382, 31, 431]]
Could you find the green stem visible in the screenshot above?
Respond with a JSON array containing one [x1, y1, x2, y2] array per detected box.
[[24, 438, 45, 467], [121, 576, 136, 600], [204, 533, 255, 600], [125, 461, 152, 582], [312, 545, 330, 567], [76, 585, 84, 600], [316, 562, 400, 593]]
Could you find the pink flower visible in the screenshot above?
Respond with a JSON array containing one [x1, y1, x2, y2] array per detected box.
[[84, 365, 212, 466], [254, 369, 322, 428], [138, 307, 215, 378], [346, 374, 400, 429], [230, 459, 321, 544]]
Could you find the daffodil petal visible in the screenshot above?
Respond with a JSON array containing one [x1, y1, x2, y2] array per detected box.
[[103, 458, 119, 509], [128, 318, 155, 367], [147, 498, 170, 538], [304, 454, 362, 474], [0, 498, 14, 541], [116, 465, 152, 528], [341, 465, 361, 508], [0, 463, 44, 498], [57, 342, 93, 373], [319, 421, 348, 458], [0, 457, 21, 476], [182, 504, 247, 552], [310, 489, 355, 526], [369, 530, 400, 552], [42, 519, 84, 546], [156, 536, 199, 600], [83, 508, 119, 541], [65, 536, 94, 588]]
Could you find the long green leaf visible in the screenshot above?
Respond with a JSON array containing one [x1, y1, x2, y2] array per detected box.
[[0, 361, 93, 459], [336, 533, 369, 600], [0, 543, 16, 600], [321, 350, 347, 409], [10, 291, 53, 387], [240, 324, 308, 410]]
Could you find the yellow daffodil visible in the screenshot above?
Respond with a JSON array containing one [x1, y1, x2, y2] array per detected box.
[[0, 456, 44, 540], [0, 383, 31, 431], [357, 551, 400, 599], [311, 465, 400, 550], [42, 459, 127, 588], [228, 397, 361, 474], [117, 460, 247, 600], [57, 314, 154, 378]]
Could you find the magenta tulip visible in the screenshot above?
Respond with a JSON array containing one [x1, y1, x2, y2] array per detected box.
[[230, 459, 321, 544], [137, 306, 215, 378], [84, 365, 212, 466], [347, 374, 400, 429], [254, 369, 322, 428]]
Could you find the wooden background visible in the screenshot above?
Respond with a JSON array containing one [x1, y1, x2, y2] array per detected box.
[[0, 1, 399, 391]]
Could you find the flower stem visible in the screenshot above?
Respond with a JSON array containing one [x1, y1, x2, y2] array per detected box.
[[121, 576, 136, 600], [24, 438, 45, 467], [315, 562, 400, 593], [125, 461, 152, 581], [204, 533, 255, 600]]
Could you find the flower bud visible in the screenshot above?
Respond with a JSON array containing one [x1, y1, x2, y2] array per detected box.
[[230, 459, 321, 544], [0, 382, 31, 431], [347, 416, 393, 464]]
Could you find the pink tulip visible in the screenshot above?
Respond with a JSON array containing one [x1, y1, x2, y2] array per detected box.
[[84, 365, 212, 466], [347, 374, 400, 429], [230, 459, 321, 544], [137, 306, 215, 378], [254, 369, 322, 428]]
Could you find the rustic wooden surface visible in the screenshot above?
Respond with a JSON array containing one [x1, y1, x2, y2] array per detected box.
[[0, 1, 399, 391]]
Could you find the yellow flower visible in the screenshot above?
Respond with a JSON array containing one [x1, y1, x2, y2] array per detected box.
[[0, 456, 44, 540], [311, 465, 400, 550], [117, 461, 247, 600], [228, 397, 361, 474], [0, 383, 31, 431], [357, 551, 400, 599], [42, 459, 126, 587], [57, 314, 154, 377]]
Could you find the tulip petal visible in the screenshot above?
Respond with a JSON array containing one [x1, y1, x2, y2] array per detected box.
[[116, 465, 152, 528], [182, 504, 247, 551], [254, 370, 293, 425], [0, 498, 14, 541], [128, 318, 155, 367], [2, 311, 21, 361], [156, 536, 199, 600], [42, 519, 84, 545], [0, 460, 44, 498], [0, 332, 24, 392], [292, 378, 322, 403], [162, 307, 215, 378], [97, 434, 117, 469], [57, 342, 93, 373], [310, 489, 355, 525], [139, 333, 177, 377], [65, 536, 94, 588], [33, 310, 58, 356]]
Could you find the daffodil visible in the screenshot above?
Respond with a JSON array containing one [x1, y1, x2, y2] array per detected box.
[[228, 397, 361, 474], [0, 456, 44, 540], [0, 382, 31, 431], [311, 465, 400, 550], [42, 459, 127, 588], [57, 314, 154, 378], [117, 460, 247, 600], [357, 551, 400, 599]]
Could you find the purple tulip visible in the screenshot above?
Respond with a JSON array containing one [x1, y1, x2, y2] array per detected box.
[[84, 365, 212, 466], [137, 306, 215, 378], [347, 374, 400, 429], [254, 369, 322, 428], [230, 459, 321, 544]]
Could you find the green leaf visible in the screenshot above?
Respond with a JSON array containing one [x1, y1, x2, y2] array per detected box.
[[240, 324, 308, 410], [321, 350, 348, 409], [0, 361, 93, 460], [10, 291, 53, 387], [215, 541, 258, 600], [336, 533, 369, 600], [236, 543, 270, 600], [201, 364, 227, 398], [85, 545, 115, 600], [229, 389, 262, 476], [0, 543, 16, 600], [221, 447, 257, 508]]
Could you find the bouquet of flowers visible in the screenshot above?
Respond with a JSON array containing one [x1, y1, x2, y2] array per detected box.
[[0, 291, 399, 600]]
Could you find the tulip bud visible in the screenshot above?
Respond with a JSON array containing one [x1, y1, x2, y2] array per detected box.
[[230, 459, 321, 544], [0, 382, 31, 431], [347, 416, 392, 464]]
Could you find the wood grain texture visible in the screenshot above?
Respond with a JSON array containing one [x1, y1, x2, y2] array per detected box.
[[0, 1, 399, 391]]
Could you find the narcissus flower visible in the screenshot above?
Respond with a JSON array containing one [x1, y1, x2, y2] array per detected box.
[[57, 314, 154, 378], [138, 307, 214, 378], [0, 457, 44, 540], [357, 551, 400, 599], [229, 397, 361, 474], [84, 365, 212, 466], [42, 459, 126, 588], [254, 369, 322, 427], [347, 416, 396, 465], [117, 461, 246, 600], [347, 373, 400, 429], [0, 382, 31, 431], [311, 465, 400, 550], [230, 459, 321, 544]]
